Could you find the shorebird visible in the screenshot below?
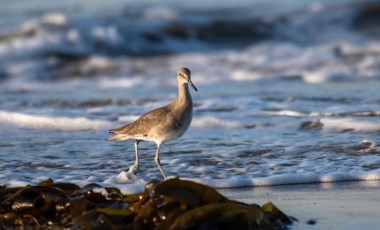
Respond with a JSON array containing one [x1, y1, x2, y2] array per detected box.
[[107, 67, 197, 179]]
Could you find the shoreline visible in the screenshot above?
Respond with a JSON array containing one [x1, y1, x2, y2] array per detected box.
[[219, 180, 380, 230]]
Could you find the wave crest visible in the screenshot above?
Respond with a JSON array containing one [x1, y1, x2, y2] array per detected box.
[[0, 111, 110, 131]]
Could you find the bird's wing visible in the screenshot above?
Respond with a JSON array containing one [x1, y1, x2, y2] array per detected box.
[[109, 104, 173, 136]]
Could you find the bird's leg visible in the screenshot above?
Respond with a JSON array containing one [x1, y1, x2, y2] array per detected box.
[[154, 143, 167, 179], [133, 140, 140, 174]]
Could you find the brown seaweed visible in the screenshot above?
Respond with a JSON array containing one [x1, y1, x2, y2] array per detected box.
[[0, 178, 295, 229]]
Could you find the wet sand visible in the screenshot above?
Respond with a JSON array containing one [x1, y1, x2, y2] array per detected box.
[[220, 180, 380, 230]]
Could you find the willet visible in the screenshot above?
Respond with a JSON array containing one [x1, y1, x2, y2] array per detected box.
[[107, 67, 197, 179]]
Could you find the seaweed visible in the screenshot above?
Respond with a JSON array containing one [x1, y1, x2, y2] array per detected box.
[[0, 178, 295, 229]]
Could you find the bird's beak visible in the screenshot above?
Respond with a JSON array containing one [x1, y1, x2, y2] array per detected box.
[[188, 80, 198, 92]]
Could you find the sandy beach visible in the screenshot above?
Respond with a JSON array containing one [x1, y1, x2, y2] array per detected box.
[[221, 181, 380, 229]]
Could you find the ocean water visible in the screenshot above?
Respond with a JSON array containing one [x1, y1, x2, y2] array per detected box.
[[1, 0, 380, 193]]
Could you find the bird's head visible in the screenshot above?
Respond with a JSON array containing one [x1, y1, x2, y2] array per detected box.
[[177, 67, 197, 92]]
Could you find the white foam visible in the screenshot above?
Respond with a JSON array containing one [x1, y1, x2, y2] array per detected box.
[[231, 70, 266, 81], [80, 56, 116, 74], [7, 180, 28, 187], [262, 110, 310, 117], [92, 187, 109, 196], [321, 118, 380, 132], [101, 170, 380, 194], [0, 110, 110, 131], [115, 166, 137, 184], [42, 12, 68, 26], [118, 183, 146, 195], [111, 167, 150, 194], [259, 111, 380, 132], [360, 139, 376, 148], [191, 116, 241, 128], [302, 71, 330, 84], [143, 7, 178, 20], [183, 170, 380, 189], [97, 77, 144, 89]]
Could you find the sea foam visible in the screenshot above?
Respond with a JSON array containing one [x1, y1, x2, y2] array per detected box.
[[110, 170, 380, 194], [0, 111, 110, 131]]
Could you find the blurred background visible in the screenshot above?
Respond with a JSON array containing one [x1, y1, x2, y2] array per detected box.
[[0, 0, 380, 187]]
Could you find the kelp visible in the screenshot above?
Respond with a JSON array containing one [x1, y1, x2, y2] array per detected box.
[[0, 178, 295, 229]]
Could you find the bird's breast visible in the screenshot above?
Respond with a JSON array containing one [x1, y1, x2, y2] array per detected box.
[[159, 108, 192, 141]]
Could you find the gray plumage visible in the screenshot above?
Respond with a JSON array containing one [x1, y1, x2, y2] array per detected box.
[[107, 67, 197, 179]]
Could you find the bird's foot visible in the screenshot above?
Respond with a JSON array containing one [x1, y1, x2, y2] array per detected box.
[[115, 170, 136, 184], [132, 164, 139, 175]]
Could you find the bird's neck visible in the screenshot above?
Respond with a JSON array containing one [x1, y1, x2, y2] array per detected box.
[[178, 83, 192, 105]]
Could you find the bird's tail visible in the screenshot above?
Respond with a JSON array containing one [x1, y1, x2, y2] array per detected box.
[[106, 135, 117, 141]]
